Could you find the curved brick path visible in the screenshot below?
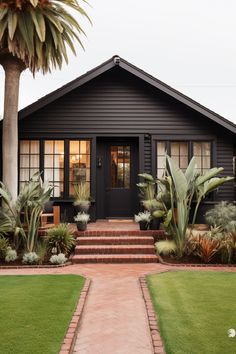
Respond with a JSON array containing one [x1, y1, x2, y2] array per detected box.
[[1, 264, 235, 354]]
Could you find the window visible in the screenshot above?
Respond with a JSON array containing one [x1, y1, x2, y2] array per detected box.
[[69, 140, 91, 196], [19, 139, 92, 199], [193, 142, 211, 173], [19, 140, 40, 191], [44, 140, 64, 198], [111, 146, 130, 188], [156, 140, 212, 177]]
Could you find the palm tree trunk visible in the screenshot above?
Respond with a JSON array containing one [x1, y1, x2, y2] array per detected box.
[[0, 54, 25, 201]]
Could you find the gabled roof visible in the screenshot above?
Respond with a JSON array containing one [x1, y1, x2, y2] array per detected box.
[[19, 55, 236, 134]]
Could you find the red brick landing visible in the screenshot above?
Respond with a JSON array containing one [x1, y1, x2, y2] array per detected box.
[[73, 219, 165, 237]]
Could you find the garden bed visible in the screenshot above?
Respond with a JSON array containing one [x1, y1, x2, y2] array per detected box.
[[0, 261, 72, 269]]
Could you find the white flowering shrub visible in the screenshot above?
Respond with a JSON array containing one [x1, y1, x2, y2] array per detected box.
[[50, 253, 67, 265], [22, 252, 39, 264], [5, 247, 17, 263]]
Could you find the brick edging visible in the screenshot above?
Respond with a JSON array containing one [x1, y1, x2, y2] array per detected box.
[[139, 277, 165, 354], [0, 261, 72, 269], [158, 255, 236, 267], [59, 278, 91, 354]]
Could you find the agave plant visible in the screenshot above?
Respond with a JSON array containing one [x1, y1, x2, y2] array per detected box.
[[46, 223, 75, 255]]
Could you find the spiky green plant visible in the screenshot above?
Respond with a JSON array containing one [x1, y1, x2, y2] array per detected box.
[[46, 223, 75, 255], [0, 172, 53, 252]]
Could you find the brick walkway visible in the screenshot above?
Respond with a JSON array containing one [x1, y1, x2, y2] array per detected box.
[[1, 264, 235, 354]]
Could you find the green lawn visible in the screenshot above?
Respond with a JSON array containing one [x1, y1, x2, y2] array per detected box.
[[0, 275, 85, 354], [147, 271, 236, 354]]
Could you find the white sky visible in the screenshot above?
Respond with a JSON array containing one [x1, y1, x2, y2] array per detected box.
[[1, 0, 236, 124]]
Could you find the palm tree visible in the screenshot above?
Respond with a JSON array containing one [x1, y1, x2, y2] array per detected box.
[[0, 0, 89, 201]]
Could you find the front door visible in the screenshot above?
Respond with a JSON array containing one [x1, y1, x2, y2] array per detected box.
[[96, 138, 139, 218]]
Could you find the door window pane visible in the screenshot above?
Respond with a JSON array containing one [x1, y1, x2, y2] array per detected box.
[[111, 146, 130, 188], [69, 140, 91, 197]]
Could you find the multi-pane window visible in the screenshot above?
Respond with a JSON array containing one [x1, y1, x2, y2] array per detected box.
[[170, 142, 188, 170], [193, 142, 211, 173], [111, 146, 130, 188], [156, 141, 211, 177], [69, 141, 91, 196], [19, 140, 40, 191], [44, 141, 64, 198]]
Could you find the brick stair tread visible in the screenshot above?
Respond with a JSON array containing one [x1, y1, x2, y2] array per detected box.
[[75, 230, 165, 237], [72, 254, 158, 263], [75, 244, 155, 254], [77, 236, 154, 245]]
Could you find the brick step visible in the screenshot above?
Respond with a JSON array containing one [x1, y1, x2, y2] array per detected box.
[[75, 230, 165, 237], [77, 236, 154, 245], [75, 245, 155, 255], [71, 254, 158, 263]]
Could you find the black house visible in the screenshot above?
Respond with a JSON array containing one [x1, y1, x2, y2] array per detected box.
[[1, 56, 236, 221]]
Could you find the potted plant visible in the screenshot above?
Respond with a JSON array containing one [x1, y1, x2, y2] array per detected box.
[[74, 212, 90, 231], [142, 199, 164, 230], [134, 211, 151, 230], [73, 182, 91, 213]]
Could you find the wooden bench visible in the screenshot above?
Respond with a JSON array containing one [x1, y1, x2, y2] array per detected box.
[[40, 205, 60, 227]]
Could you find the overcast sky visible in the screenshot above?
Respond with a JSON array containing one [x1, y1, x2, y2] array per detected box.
[[1, 0, 236, 124]]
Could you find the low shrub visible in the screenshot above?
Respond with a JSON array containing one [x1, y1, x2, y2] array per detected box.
[[0, 236, 9, 260], [50, 253, 67, 265], [205, 202, 236, 229], [219, 234, 235, 264], [155, 240, 177, 256], [37, 241, 48, 265], [196, 236, 220, 263], [226, 221, 236, 239], [5, 247, 17, 263], [46, 223, 75, 256], [22, 252, 39, 265]]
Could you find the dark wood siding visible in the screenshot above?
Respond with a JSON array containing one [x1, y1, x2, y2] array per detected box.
[[216, 137, 234, 201], [144, 139, 152, 173], [20, 68, 217, 135], [17, 66, 235, 204]]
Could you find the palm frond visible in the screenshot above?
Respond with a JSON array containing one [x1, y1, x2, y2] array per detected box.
[[0, 0, 90, 74]]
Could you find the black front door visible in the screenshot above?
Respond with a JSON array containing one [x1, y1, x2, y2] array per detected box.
[[96, 138, 139, 218]]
